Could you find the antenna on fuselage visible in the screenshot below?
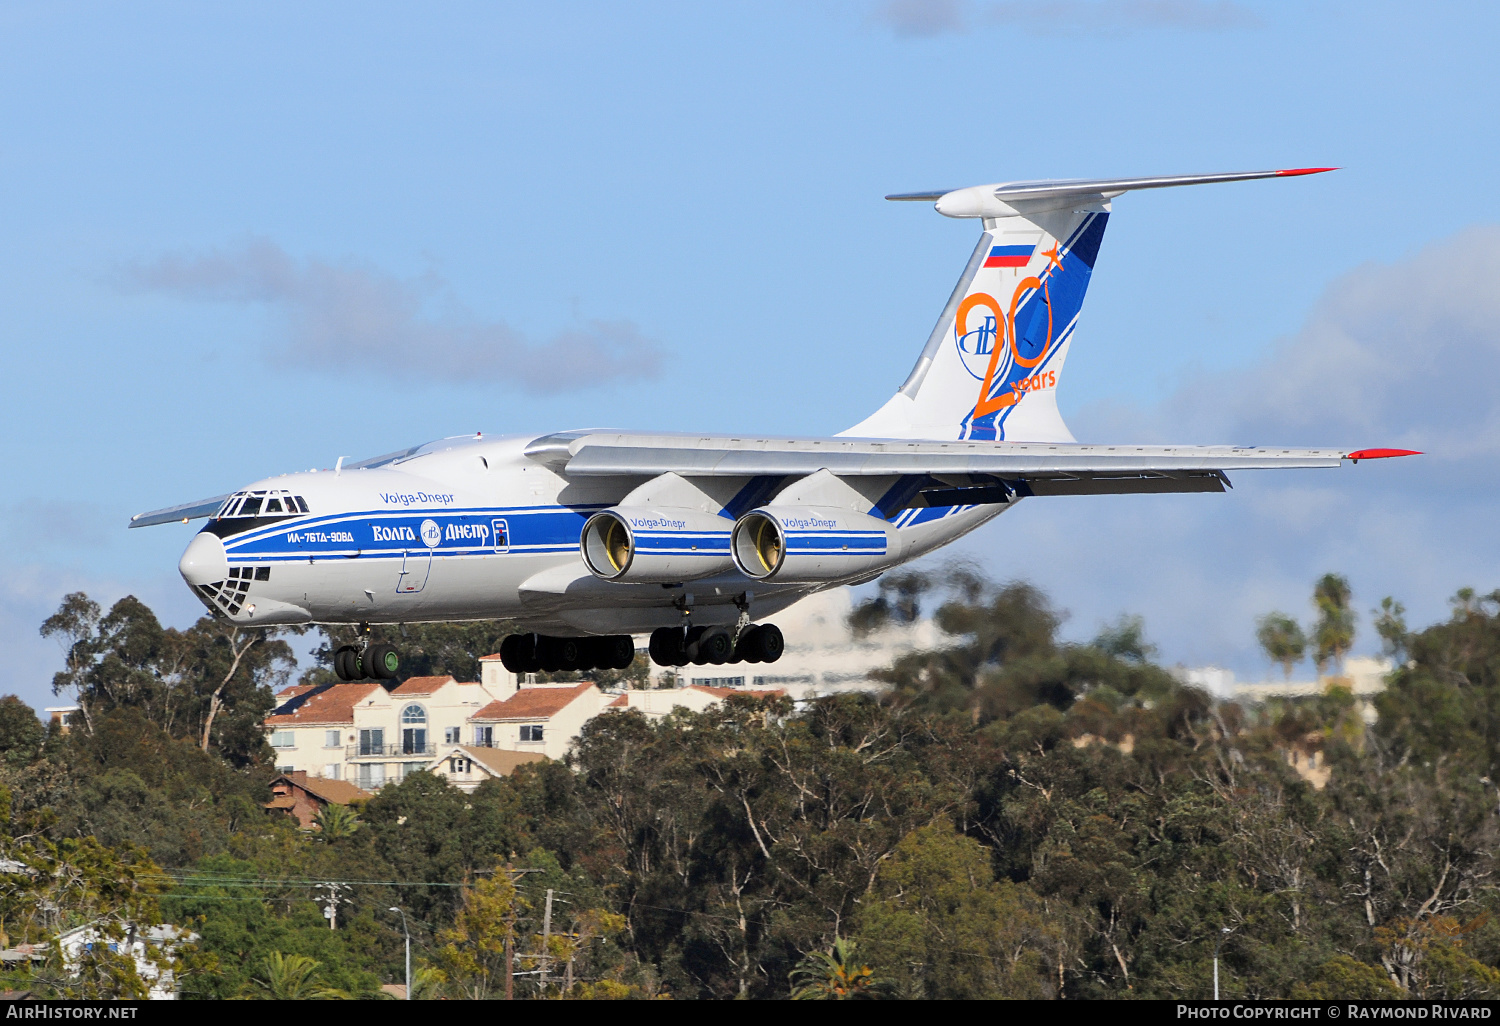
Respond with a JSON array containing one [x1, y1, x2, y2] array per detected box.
[[335, 456, 345, 476]]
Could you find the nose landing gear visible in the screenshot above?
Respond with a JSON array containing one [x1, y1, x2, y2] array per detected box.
[[332, 640, 402, 682]]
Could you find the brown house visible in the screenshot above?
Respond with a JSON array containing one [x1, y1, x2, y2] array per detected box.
[[264, 770, 372, 830]]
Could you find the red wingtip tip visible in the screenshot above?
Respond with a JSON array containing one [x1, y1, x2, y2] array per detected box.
[[1345, 448, 1422, 461], [1277, 166, 1340, 177]]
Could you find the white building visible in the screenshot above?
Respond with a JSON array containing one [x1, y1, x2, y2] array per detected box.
[[266, 673, 511, 789], [604, 685, 786, 720], [56, 923, 197, 1000], [1178, 656, 1394, 724]]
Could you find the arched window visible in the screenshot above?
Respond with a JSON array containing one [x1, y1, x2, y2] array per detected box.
[[401, 704, 427, 725]]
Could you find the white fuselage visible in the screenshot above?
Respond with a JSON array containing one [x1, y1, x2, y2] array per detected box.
[[178, 432, 1010, 636]]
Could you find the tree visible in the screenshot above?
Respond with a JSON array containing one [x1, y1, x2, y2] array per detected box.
[[435, 866, 530, 999], [314, 803, 362, 840], [1312, 573, 1356, 676], [1256, 612, 1307, 680], [1373, 597, 1409, 663], [789, 938, 880, 999], [854, 825, 1057, 999], [247, 951, 351, 1000], [0, 696, 45, 768]]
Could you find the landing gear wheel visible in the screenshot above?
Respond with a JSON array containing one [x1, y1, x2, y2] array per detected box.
[[599, 635, 635, 671], [334, 645, 359, 681], [741, 624, 784, 663], [556, 637, 585, 672], [649, 627, 683, 667], [537, 636, 563, 673], [499, 634, 525, 674], [697, 629, 732, 665], [682, 626, 706, 667], [366, 643, 401, 681], [518, 634, 543, 675]]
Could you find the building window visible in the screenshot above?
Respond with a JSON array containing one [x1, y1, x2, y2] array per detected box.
[[356, 763, 386, 789], [520, 725, 544, 743], [474, 726, 493, 748], [401, 704, 427, 725], [444, 726, 460, 744], [324, 730, 341, 748], [271, 730, 295, 749], [323, 764, 341, 780], [359, 728, 385, 756], [449, 757, 469, 774], [277, 765, 294, 774]]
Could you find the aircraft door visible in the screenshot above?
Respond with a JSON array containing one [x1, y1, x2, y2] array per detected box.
[[396, 518, 441, 594], [396, 549, 431, 593]]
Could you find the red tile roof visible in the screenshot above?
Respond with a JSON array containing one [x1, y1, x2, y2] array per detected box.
[[687, 686, 786, 700], [473, 681, 597, 721], [606, 694, 628, 708], [479, 653, 503, 661], [265, 682, 381, 726], [389, 675, 456, 696]]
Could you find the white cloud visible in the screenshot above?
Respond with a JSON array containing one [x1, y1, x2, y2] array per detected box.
[[122, 238, 664, 394]]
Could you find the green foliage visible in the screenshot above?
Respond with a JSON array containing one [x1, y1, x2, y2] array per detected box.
[[19, 580, 1500, 1000], [789, 937, 880, 999], [1256, 611, 1307, 679], [247, 951, 352, 999], [855, 825, 1056, 998], [1313, 572, 1356, 675], [315, 802, 362, 840]]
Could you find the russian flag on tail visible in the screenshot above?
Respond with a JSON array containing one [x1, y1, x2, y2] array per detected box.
[[984, 244, 1033, 268]]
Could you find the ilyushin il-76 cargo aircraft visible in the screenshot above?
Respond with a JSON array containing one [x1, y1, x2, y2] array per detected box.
[[131, 168, 1416, 681]]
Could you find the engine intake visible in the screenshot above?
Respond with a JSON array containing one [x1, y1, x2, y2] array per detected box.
[[580, 507, 735, 583], [731, 506, 899, 582]]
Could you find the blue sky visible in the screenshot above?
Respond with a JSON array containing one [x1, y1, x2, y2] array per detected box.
[[5, 1, 1499, 708]]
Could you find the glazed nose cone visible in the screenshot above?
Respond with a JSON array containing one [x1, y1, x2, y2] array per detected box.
[[179, 532, 228, 585]]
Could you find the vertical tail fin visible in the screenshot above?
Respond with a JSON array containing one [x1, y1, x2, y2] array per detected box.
[[843, 169, 1335, 441]]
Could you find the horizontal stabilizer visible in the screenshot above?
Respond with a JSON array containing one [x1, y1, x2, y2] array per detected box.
[[128, 494, 230, 529], [888, 168, 1337, 218]]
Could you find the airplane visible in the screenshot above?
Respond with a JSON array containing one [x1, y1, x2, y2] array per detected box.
[[130, 168, 1416, 682]]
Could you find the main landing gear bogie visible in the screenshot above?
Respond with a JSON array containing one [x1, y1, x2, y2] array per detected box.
[[498, 633, 637, 675], [648, 623, 783, 668], [332, 642, 402, 682]]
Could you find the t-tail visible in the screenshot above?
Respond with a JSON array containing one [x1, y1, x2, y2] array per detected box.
[[842, 168, 1336, 442]]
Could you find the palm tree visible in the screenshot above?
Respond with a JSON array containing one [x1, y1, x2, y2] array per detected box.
[[789, 937, 881, 999], [1256, 612, 1307, 680], [1312, 573, 1355, 676], [248, 951, 351, 1000], [315, 802, 362, 840]]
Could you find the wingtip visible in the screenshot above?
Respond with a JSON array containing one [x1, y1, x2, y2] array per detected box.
[[1345, 448, 1422, 461], [1277, 166, 1340, 177]]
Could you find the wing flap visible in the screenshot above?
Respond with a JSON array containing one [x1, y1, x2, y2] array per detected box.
[[531, 431, 1350, 479]]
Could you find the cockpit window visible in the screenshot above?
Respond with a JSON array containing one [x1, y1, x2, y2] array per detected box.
[[205, 489, 308, 537]]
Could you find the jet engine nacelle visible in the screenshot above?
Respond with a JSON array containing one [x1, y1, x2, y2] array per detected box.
[[731, 506, 898, 583], [580, 507, 734, 583]]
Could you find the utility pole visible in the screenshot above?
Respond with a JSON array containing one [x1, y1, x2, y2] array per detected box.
[[317, 882, 345, 930], [389, 907, 411, 1001], [504, 916, 515, 1001], [540, 889, 554, 989], [1213, 927, 1232, 1000]]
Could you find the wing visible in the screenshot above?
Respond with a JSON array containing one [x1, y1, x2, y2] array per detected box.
[[526, 431, 1415, 500], [128, 494, 231, 529]]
